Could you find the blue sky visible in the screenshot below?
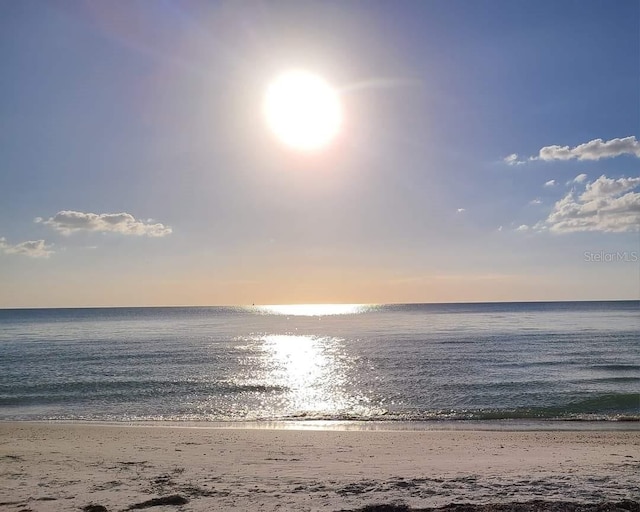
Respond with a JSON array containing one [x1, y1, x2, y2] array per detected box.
[[0, 0, 638, 307]]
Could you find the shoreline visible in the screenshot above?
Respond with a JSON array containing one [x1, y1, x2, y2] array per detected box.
[[2, 418, 639, 432], [1, 421, 638, 511]]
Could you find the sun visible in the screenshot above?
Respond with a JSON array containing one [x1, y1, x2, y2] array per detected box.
[[263, 70, 343, 151]]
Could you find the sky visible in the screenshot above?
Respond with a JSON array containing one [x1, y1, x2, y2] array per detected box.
[[0, 0, 639, 308]]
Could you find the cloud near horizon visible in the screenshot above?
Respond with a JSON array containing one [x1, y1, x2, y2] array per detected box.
[[525, 175, 640, 233], [504, 136, 640, 165], [36, 211, 172, 237], [0, 237, 54, 258]]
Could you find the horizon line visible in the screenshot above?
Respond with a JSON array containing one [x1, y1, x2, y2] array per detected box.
[[1, 298, 638, 311]]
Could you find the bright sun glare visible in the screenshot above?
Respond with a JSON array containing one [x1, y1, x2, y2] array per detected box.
[[263, 70, 343, 151], [256, 304, 371, 316]]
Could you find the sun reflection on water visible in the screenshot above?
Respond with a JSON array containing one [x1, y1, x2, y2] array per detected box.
[[262, 334, 354, 415], [256, 303, 373, 316]]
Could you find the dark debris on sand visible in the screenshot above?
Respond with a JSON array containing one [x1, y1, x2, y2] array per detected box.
[[126, 494, 189, 509], [343, 501, 640, 512], [81, 495, 189, 512]]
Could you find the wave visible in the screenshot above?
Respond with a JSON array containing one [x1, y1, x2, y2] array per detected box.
[[0, 380, 288, 406], [259, 393, 640, 422], [2, 379, 637, 423], [589, 364, 640, 372]]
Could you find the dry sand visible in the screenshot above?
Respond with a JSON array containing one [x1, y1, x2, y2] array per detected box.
[[0, 422, 638, 511]]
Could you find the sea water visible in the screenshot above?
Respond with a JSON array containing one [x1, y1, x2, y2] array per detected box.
[[0, 302, 638, 425]]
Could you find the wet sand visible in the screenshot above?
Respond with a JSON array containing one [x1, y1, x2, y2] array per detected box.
[[0, 422, 638, 511]]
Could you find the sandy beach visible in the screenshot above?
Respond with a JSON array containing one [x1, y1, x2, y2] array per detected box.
[[0, 422, 638, 511]]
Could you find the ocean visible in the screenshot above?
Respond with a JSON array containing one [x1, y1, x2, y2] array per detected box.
[[0, 301, 638, 427]]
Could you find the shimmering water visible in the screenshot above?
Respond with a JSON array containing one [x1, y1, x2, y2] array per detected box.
[[0, 302, 638, 423]]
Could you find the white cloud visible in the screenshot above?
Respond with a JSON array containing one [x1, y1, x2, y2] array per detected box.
[[506, 137, 640, 165], [539, 175, 640, 233], [535, 136, 640, 162], [573, 173, 588, 183], [456, 208, 466, 213], [516, 224, 530, 232], [529, 198, 542, 205], [579, 175, 640, 202], [544, 180, 557, 187], [503, 153, 526, 166], [0, 237, 54, 258], [37, 211, 172, 237]]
